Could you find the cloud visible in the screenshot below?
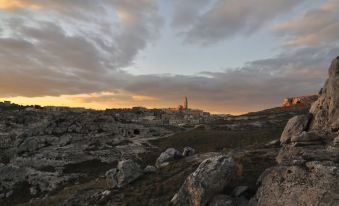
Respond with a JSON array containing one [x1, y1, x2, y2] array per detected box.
[[0, 0, 162, 97], [171, 0, 306, 45], [171, 0, 210, 28], [275, 0, 339, 47], [124, 45, 335, 113], [0, 0, 338, 114]]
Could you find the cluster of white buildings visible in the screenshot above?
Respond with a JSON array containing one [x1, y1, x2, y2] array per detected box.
[[0, 97, 221, 127]]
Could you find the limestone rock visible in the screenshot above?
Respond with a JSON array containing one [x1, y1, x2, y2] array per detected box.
[[310, 57, 339, 131], [171, 155, 235, 206], [208, 195, 234, 206], [106, 159, 142, 188], [182, 146, 196, 157], [155, 148, 183, 168], [116, 160, 142, 187], [333, 136, 339, 147], [254, 163, 339, 206], [265, 139, 280, 147], [232, 186, 248, 197], [254, 57, 339, 206], [280, 114, 311, 144], [105, 168, 118, 188], [17, 135, 58, 154], [0, 165, 78, 199], [144, 165, 157, 173], [290, 131, 322, 142]]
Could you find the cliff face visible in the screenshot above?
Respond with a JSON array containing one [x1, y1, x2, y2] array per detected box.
[[282, 95, 318, 107], [253, 57, 339, 206], [310, 57, 339, 131]]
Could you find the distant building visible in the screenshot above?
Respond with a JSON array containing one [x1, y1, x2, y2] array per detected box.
[[183, 96, 188, 109], [25, 107, 37, 111], [44, 106, 70, 112], [3, 101, 11, 105], [282, 94, 318, 107]]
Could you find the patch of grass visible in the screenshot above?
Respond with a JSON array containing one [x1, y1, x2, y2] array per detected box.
[[151, 106, 309, 153], [151, 126, 284, 153]]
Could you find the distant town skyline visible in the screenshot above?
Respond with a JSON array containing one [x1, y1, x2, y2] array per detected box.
[[0, 0, 338, 114]]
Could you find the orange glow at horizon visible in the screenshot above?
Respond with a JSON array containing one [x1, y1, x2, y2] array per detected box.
[[0, 93, 169, 111], [0, 0, 41, 10], [0, 94, 257, 115]]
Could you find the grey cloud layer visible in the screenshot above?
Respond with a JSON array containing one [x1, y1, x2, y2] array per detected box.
[[275, 0, 339, 46], [0, 0, 161, 96], [171, 0, 306, 44], [0, 0, 338, 113]]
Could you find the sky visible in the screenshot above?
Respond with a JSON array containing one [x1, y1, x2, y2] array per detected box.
[[0, 0, 338, 114]]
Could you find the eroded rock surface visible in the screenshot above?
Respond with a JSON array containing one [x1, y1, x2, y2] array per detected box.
[[106, 159, 142, 188], [208, 195, 234, 206], [280, 114, 311, 144], [310, 57, 339, 131], [0, 109, 172, 205], [182, 146, 196, 157], [171, 155, 235, 206], [155, 148, 183, 168], [253, 57, 339, 206]]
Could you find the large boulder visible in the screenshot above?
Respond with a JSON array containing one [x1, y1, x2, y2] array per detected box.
[[106, 159, 142, 188], [143, 165, 157, 173], [155, 148, 183, 168], [208, 195, 234, 206], [290, 131, 322, 143], [254, 162, 339, 206], [280, 115, 311, 144], [182, 146, 196, 157], [333, 136, 339, 147], [171, 155, 235, 206]]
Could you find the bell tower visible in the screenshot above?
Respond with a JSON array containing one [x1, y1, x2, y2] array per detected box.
[[183, 96, 188, 110]]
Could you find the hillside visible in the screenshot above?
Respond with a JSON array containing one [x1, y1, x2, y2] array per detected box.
[[0, 104, 310, 206], [151, 105, 309, 153]]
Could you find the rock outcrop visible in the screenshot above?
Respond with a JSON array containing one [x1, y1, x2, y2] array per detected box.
[[106, 159, 142, 188], [182, 146, 196, 157], [280, 114, 311, 144], [253, 57, 339, 206], [282, 95, 318, 107], [310, 57, 339, 131], [208, 195, 234, 206], [155, 148, 183, 168], [171, 155, 235, 206], [143, 165, 157, 173]]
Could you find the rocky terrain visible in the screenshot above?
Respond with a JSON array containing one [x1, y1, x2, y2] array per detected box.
[[0, 104, 309, 206], [0, 108, 173, 205], [0, 104, 307, 206], [1, 57, 338, 206], [252, 57, 339, 205], [169, 57, 339, 206]]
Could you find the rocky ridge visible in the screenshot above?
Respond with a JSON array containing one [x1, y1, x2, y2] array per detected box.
[[253, 57, 339, 205]]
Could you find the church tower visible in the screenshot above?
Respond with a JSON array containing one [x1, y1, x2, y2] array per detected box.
[[183, 96, 188, 109]]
